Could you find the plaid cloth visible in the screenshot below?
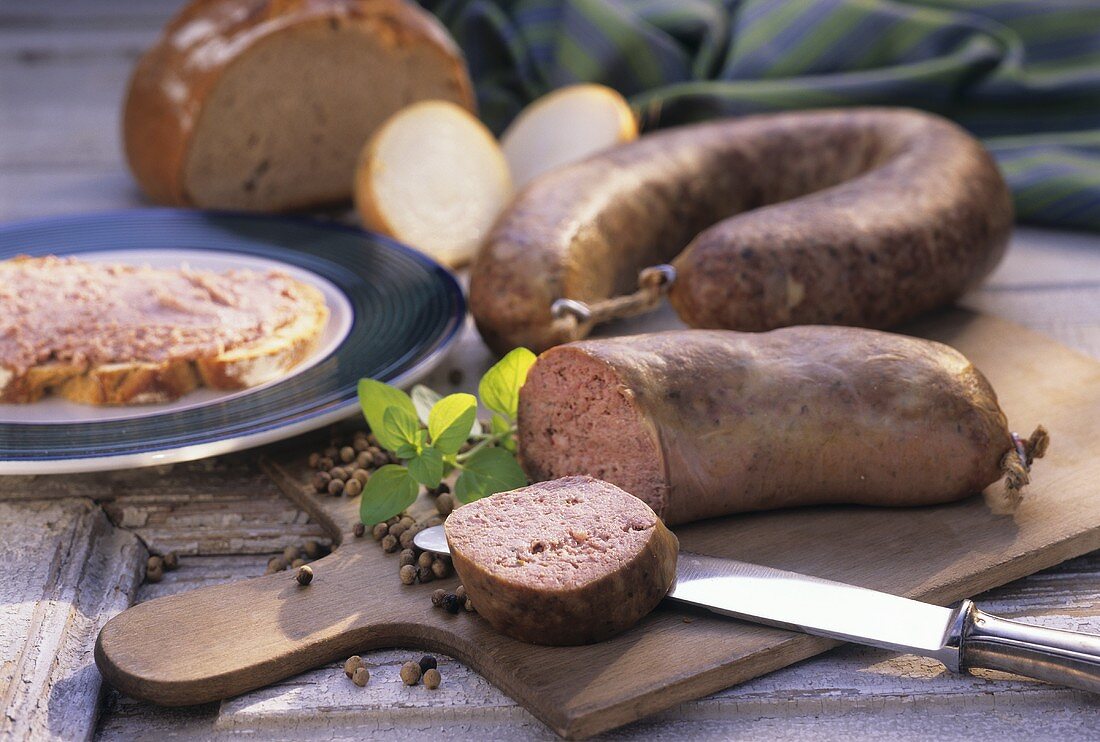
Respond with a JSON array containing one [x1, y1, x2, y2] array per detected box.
[[422, 0, 1100, 230]]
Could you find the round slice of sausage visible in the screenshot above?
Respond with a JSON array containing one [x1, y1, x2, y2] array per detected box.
[[517, 329, 1046, 526], [445, 476, 678, 645], [470, 108, 1013, 354]]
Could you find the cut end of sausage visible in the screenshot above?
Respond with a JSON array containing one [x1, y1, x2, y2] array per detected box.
[[445, 476, 678, 645], [517, 346, 668, 519]]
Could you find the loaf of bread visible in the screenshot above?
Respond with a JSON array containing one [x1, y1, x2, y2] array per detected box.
[[0, 256, 328, 405], [445, 476, 679, 645], [123, 0, 475, 211]]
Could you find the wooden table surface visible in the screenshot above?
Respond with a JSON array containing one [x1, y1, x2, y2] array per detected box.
[[3, 2, 1100, 739]]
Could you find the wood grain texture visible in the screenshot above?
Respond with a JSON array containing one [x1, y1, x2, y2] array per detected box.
[[93, 309, 1100, 738], [0, 499, 145, 740]]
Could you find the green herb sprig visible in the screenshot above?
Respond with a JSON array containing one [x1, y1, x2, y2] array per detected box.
[[357, 348, 536, 525]]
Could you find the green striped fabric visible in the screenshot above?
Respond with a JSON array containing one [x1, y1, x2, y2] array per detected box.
[[421, 0, 1100, 230]]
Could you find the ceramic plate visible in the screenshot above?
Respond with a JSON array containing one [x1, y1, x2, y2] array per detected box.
[[0, 210, 465, 474]]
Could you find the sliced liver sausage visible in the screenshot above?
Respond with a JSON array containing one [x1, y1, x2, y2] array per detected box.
[[445, 476, 679, 645]]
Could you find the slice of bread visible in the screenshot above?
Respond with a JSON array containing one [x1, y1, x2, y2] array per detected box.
[[0, 256, 328, 405], [501, 84, 638, 189], [123, 0, 475, 211], [354, 100, 513, 267]]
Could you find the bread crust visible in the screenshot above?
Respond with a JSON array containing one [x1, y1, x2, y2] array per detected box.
[[123, 0, 475, 208]]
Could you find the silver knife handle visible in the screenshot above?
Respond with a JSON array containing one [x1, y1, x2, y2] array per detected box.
[[959, 601, 1100, 693]]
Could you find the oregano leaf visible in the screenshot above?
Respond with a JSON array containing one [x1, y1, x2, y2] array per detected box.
[[383, 406, 420, 450], [407, 446, 444, 488], [357, 379, 417, 452], [478, 347, 536, 421], [428, 393, 477, 455], [359, 465, 418, 525]]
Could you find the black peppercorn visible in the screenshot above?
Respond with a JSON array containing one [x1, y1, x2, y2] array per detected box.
[[418, 655, 437, 673], [441, 593, 461, 614], [353, 522, 366, 538]]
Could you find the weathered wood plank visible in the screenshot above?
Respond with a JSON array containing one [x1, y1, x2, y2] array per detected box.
[[0, 499, 145, 740]]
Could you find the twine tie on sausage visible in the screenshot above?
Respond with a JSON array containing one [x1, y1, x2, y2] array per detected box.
[[550, 265, 676, 341], [1000, 425, 1050, 508]]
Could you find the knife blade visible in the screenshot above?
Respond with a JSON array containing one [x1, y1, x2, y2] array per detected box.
[[414, 524, 1100, 692]]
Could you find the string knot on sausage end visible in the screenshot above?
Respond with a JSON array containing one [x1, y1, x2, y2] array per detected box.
[[998, 425, 1051, 509], [550, 265, 676, 342]]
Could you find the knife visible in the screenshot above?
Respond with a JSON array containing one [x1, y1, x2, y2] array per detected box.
[[414, 525, 1100, 693]]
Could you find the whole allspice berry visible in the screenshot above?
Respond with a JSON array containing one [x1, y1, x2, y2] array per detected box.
[[417, 551, 434, 569], [381, 534, 399, 553], [344, 478, 363, 498], [431, 588, 447, 607], [340, 446, 356, 463], [353, 522, 366, 538], [400, 660, 422, 686], [308, 452, 322, 469], [296, 565, 314, 585], [389, 522, 408, 539], [327, 478, 344, 497], [283, 545, 301, 562], [145, 557, 164, 583], [312, 471, 332, 493], [431, 558, 450, 579], [399, 549, 417, 567], [423, 668, 441, 690], [399, 564, 417, 585], [353, 468, 370, 484], [303, 540, 327, 559], [291, 558, 306, 569], [398, 528, 418, 550], [436, 493, 454, 516], [329, 466, 349, 482], [352, 666, 370, 687], [267, 556, 288, 573], [372, 523, 389, 541], [455, 585, 467, 602], [344, 655, 363, 678], [162, 551, 180, 571]]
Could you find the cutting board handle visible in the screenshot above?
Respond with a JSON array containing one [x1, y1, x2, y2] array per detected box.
[[94, 548, 459, 706]]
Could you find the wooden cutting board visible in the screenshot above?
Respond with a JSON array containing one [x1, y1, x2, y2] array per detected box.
[[95, 308, 1100, 739]]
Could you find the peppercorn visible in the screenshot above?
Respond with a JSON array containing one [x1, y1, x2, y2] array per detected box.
[[431, 558, 450, 579], [431, 588, 447, 607], [430, 482, 451, 497], [398, 549, 417, 567], [283, 545, 300, 562], [145, 559, 164, 583], [436, 492, 454, 516], [308, 452, 322, 469], [389, 522, 408, 539], [267, 556, 287, 573], [353, 522, 366, 538], [291, 558, 306, 569], [422, 668, 441, 689], [400, 661, 422, 686], [318, 456, 334, 470], [447, 368, 463, 386], [339, 446, 355, 463], [312, 471, 332, 493], [162, 551, 180, 571], [372, 523, 388, 541], [352, 468, 370, 484], [464, 598, 475, 612], [399, 529, 418, 550], [381, 534, 399, 553], [295, 565, 313, 585], [327, 478, 344, 496], [329, 466, 349, 482], [424, 515, 444, 528], [344, 655, 362, 678], [417, 551, 434, 569], [399, 564, 417, 585], [147, 555, 163, 571], [399, 515, 415, 528], [324, 445, 339, 459], [386, 515, 400, 526], [352, 666, 369, 687], [353, 436, 370, 453], [441, 593, 461, 614], [303, 540, 327, 559], [355, 451, 371, 468], [344, 478, 362, 497], [418, 655, 437, 673], [455, 585, 466, 602], [417, 565, 434, 583]]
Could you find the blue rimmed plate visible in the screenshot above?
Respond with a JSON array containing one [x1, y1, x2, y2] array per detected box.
[[0, 210, 465, 474]]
